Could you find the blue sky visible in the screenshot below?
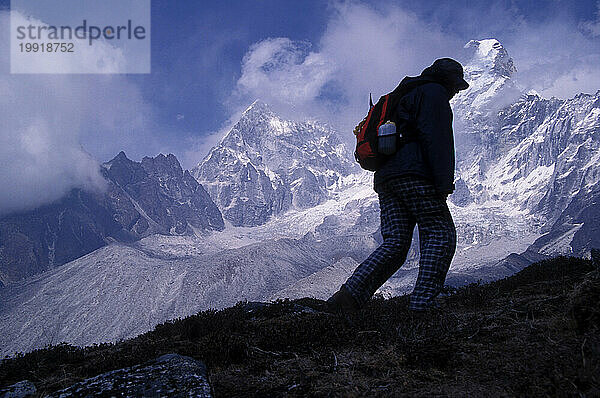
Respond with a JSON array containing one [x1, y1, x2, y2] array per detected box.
[[1, 0, 600, 214], [133, 1, 331, 155], [140, 0, 600, 150], [136, 0, 600, 164]]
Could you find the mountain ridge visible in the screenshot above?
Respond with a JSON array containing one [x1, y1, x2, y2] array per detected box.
[[0, 152, 223, 285]]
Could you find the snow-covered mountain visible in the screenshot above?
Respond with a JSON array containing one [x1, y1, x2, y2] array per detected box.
[[1, 38, 599, 357], [191, 101, 357, 227], [0, 152, 223, 285], [452, 39, 600, 257], [454, 39, 520, 140]]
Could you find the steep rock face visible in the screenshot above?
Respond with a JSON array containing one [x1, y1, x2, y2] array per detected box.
[[0, 152, 223, 285], [534, 96, 600, 223], [495, 95, 564, 156], [105, 152, 224, 235], [0, 189, 128, 285], [462, 91, 600, 219], [529, 188, 600, 257], [192, 101, 356, 226]]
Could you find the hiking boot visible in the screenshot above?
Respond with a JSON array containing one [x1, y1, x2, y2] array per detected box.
[[408, 303, 444, 321], [324, 287, 361, 314]]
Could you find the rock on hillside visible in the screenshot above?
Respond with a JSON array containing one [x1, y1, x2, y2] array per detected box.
[[47, 354, 212, 398]]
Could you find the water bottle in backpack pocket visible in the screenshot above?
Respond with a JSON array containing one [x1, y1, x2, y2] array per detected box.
[[354, 89, 415, 171], [378, 121, 400, 155]]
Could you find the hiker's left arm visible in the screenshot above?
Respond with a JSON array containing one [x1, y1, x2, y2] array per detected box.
[[416, 85, 455, 195]]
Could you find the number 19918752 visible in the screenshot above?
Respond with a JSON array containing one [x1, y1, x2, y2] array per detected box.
[[19, 42, 74, 53]]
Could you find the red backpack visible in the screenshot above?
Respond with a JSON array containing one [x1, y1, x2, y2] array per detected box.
[[353, 79, 430, 171]]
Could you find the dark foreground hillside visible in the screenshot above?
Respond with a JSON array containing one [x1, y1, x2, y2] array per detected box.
[[1, 256, 599, 397]]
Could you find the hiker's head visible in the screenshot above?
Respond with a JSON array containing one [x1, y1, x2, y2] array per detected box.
[[420, 58, 469, 98]]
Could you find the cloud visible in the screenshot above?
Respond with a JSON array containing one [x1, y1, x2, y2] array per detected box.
[[0, 10, 158, 216], [0, 72, 108, 215], [228, 0, 600, 147], [233, 2, 463, 142], [317, 3, 463, 114], [580, 1, 600, 37], [0, 119, 108, 216], [500, 8, 600, 98], [235, 38, 336, 113]]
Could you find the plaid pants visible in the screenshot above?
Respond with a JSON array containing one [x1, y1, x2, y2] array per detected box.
[[343, 175, 456, 311]]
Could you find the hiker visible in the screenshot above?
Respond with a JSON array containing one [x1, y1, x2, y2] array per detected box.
[[327, 58, 469, 313]]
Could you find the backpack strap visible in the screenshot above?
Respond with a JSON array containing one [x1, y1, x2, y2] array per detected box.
[[388, 92, 418, 144]]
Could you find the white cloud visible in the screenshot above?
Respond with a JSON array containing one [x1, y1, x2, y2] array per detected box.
[[233, 2, 463, 144], [236, 37, 336, 108], [501, 10, 600, 98], [0, 85, 107, 215], [0, 11, 157, 215]]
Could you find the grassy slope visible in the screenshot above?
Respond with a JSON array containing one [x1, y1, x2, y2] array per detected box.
[[1, 256, 599, 397]]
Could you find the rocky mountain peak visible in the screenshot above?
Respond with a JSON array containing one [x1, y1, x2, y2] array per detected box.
[[464, 39, 517, 78], [103, 151, 145, 187], [114, 150, 129, 161], [141, 153, 184, 178], [193, 102, 356, 227], [242, 100, 274, 117], [104, 151, 132, 168]]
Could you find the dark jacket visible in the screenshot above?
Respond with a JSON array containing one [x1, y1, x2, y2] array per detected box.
[[374, 80, 455, 195]]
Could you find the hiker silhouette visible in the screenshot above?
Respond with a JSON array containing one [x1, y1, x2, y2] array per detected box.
[[327, 58, 469, 313]]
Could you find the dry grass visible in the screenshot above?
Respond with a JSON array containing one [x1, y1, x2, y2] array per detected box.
[[1, 256, 599, 397]]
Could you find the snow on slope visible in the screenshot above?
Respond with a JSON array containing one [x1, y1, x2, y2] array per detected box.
[[271, 257, 358, 301], [0, 238, 329, 357]]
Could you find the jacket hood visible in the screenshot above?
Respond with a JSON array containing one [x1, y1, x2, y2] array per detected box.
[[391, 76, 449, 98], [390, 59, 468, 99], [420, 58, 469, 92]]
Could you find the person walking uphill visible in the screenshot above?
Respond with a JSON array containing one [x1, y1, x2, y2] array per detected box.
[[326, 58, 469, 314]]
